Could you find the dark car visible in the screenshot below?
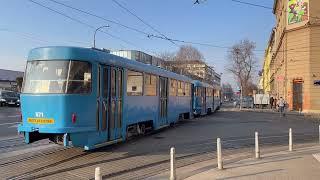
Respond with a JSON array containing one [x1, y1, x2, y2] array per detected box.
[[0, 90, 20, 107]]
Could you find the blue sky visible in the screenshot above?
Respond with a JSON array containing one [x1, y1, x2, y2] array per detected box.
[[0, 0, 275, 84]]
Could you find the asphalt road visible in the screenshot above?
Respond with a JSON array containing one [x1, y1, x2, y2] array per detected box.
[[0, 106, 21, 139], [0, 105, 319, 179]]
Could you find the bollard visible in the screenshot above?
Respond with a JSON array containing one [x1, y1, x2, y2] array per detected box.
[[255, 132, 260, 159], [217, 138, 223, 170], [289, 128, 293, 152], [170, 147, 176, 180], [95, 167, 102, 180]]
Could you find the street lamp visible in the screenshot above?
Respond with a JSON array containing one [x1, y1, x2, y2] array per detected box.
[[93, 25, 110, 48]]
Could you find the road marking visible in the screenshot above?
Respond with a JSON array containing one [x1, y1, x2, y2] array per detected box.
[[0, 122, 20, 126], [313, 153, 320, 162], [7, 115, 20, 118], [9, 124, 19, 128]]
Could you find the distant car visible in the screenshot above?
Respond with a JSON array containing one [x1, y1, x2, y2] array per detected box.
[[0, 90, 20, 107], [233, 97, 254, 108], [242, 97, 254, 108]]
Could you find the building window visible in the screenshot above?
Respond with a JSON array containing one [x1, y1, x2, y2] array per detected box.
[[144, 73, 157, 96], [127, 70, 143, 96]]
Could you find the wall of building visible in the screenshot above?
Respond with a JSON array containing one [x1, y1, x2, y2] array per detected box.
[[309, 25, 320, 112], [285, 27, 310, 111], [269, 0, 320, 112], [263, 44, 272, 93]]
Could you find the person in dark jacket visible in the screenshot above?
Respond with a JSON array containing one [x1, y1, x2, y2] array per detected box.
[[270, 96, 274, 109]]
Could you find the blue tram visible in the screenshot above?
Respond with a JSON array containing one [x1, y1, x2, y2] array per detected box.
[[18, 46, 220, 150]]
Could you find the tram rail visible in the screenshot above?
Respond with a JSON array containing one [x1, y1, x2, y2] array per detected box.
[[0, 132, 317, 180]]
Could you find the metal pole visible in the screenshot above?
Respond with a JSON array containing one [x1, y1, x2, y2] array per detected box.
[[95, 167, 102, 180], [255, 132, 260, 159], [93, 25, 110, 48], [170, 147, 176, 180], [240, 85, 243, 111], [289, 128, 293, 152], [217, 138, 223, 170]]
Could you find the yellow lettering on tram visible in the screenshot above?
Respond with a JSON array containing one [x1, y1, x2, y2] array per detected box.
[[27, 118, 55, 124]]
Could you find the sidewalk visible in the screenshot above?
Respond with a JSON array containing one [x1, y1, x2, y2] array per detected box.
[[220, 107, 306, 116], [149, 145, 320, 180]]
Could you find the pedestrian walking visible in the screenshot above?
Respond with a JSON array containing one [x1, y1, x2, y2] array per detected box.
[[270, 96, 274, 109], [278, 97, 286, 117], [274, 98, 277, 111]]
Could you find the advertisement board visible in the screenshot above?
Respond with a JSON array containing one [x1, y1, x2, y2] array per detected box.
[[288, 0, 309, 25]]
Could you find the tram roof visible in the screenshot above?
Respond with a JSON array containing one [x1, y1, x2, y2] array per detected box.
[[27, 46, 193, 82], [192, 80, 214, 88]]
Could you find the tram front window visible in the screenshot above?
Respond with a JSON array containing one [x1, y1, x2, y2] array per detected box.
[[23, 60, 92, 94]]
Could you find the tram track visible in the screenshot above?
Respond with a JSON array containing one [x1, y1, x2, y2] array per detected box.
[[0, 111, 318, 180], [1, 132, 317, 180]]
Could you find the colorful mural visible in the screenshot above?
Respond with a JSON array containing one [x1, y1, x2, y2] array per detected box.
[[288, 0, 309, 25]]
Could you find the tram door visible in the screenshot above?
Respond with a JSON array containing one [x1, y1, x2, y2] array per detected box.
[[159, 77, 168, 126], [100, 66, 123, 141]]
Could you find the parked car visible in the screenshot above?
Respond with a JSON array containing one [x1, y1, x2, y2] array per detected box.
[[0, 90, 20, 107], [242, 96, 254, 108], [233, 96, 254, 108]]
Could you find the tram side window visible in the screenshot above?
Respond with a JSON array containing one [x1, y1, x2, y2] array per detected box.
[[206, 88, 212, 97], [185, 83, 190, 97], [170, 79, 177, 96], [177, 81, 184, 96], [127, 70, 143, 96], [67, 61, 92, 94], [144, 74, 157, 96], [196, 87, 201, 96]]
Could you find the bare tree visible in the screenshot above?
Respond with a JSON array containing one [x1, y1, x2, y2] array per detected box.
[[175, 45, 204, 61], [16, 76, 23, 92], [226, 39, 257, 96], [158, 51, 176, 61], [160, 45, 206, 78]]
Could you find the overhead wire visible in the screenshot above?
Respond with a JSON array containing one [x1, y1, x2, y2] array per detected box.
[[47, 0, 150, 36], [231, 0, 320, 20], [229, 0, 320, 54], [27, 0, 158, 55], [0, 28, 90, 46], [111, 0, 179, 47], [44, 0, 269, 52], [27, 0, 319, 57]]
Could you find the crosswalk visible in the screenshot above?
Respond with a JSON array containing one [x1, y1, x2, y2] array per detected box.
[[312, 153, 320, 162]]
